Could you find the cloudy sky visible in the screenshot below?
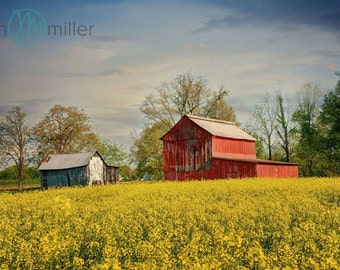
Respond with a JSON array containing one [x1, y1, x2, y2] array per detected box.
[[0, 0, 339, 149]]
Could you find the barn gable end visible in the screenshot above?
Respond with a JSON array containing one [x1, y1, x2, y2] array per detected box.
[[161, 115, 212, 141], [161, 116, 213, 174]]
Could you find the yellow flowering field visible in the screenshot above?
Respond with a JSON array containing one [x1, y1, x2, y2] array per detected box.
[[0, 178, 339, 269]]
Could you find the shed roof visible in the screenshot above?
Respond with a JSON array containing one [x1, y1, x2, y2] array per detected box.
[[39, 151, 98, 170], [186, 115, 256, 141]]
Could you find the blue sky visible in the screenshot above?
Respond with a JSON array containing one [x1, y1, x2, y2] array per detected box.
[[1, 0, 339, 149]]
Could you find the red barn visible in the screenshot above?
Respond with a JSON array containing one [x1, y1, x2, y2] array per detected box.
[[161, 114, 298, 180]]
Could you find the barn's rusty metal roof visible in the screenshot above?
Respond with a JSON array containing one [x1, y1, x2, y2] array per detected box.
[[38, 151, 97, 170], [187, 114, 256, 141]]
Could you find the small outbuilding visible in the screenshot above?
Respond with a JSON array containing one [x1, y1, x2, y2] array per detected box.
[[39, 151, 119, 189], [161, 114, 298, 180]]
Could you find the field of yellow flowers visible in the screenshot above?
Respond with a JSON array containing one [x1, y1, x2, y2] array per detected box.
[[0, 178, 339, 269]]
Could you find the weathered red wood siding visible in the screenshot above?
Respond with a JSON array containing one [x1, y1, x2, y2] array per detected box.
[[164, 158, 299, 180], [162, 115, 299, 180], [256, 163, 298, 178], [163, 116, 213, 177], [162, 115, 211, 141], [212, 136, 256, 159], [164, 158, 257, 180], [163, 138, 212, 174], [209, 158, 256, 179]]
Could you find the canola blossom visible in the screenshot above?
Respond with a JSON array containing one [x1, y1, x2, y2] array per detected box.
[[0, 178, 339, 269]]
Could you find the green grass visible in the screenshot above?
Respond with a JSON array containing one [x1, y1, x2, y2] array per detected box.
[[0, 178, 41, 191]]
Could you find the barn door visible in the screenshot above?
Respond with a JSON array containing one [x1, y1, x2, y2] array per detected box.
[[187, 145, 198, 171]]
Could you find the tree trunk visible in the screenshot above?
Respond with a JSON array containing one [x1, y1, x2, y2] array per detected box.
[[285, 145, 290, 162], [18, 173, 23, 191], [18, 155, 24, 192], [268, 136, 272, 160]]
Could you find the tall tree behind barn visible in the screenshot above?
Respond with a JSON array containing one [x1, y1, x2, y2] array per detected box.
[[39, 151, 119, 188]]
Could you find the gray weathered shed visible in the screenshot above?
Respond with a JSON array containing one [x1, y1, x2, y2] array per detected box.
[[39, 151, 119, 189]]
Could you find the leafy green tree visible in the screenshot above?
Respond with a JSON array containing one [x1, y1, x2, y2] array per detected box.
[[32, 104, 100, 161], [97, 138, 131, 180], [0, 106, 29, 191], [118, 165, 136, 181], [97, 138, 128, 167], [131, 120, 170, 180], [292, 82, 323, 176], [0, 165, 18, 181], [0, 165, 39, 181], [318, 74, 340, 175]]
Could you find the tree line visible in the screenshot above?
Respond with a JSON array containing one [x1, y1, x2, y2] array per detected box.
[[131, 72, 340, 179], [1, 72, 339, 189], [246, 77, 340, 177], [0, 104, 129, 191]]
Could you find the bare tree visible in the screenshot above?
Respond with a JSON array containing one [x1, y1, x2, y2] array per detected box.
[[276, 93, 293, 162], [248, 93, 278, 160], [140, 72, 236, 125], [0, 106, 29, 191]]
